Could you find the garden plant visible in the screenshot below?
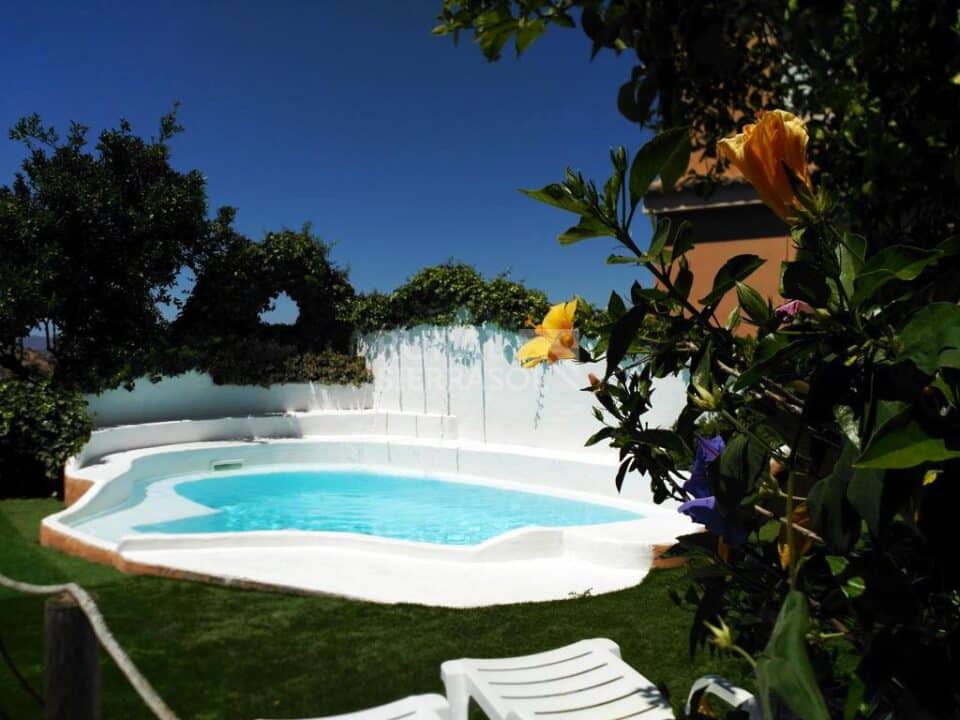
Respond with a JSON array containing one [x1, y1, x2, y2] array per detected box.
[[437, 1, 960, 718]]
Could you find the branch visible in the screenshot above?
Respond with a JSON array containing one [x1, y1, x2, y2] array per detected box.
[[752, 504, 824, 544]]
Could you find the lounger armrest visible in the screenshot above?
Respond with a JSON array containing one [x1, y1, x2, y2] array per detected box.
[[684, 675, 760, 720]]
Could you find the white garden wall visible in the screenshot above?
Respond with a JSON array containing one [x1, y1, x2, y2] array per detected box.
[[359, 325, 685, 455], [84, 371, 373, 427], [84, 325, 687, 458]]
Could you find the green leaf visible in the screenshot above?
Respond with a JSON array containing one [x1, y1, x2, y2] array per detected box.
[[558, 215, 616, 245], [735, 281, 772, 324], [585, 426, 614, 447], [807, 442, 861, 553], [715, 433, 768, 508], [843, 674, 866, 720], [756, 591, 831, 720], [636, 428, 688, 455], [659, 132, 690, 194], [780, 260, 830, 306], [514, 18, 545, 54], [851, 244, 946, 307], [846, 467, 884, 535], [838, 232, 866, 299], [617, 73, 656, 125], [733, 335, 815, 391], [897, 302, 960, 375], [647, 216, 671, 259], [519, 183, 588, 215], [606, 254, 640, 265], [699, 254, 765, 309], [628, 127, 690, 206], [604, 304, 647, 379], [671, 220, 695, 258], [607, 291, 626, 320], [856, 408, 960, 469], [673, 264, 693, 303]]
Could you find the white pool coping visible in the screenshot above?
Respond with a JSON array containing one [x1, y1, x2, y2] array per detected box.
[[44, 429, 695, 607]]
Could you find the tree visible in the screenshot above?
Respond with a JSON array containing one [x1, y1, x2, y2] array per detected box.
[[435, 1, 960, 252], [437, 3, 960, 717], [173, 224, 356, 357], [0, 109, 214, 391]]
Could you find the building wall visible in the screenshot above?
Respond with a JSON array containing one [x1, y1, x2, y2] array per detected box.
[[645, 183, 793, 326], [681, 235, 793, 323]]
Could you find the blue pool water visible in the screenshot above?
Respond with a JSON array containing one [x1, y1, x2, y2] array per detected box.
[[134, 469, 641, 545]]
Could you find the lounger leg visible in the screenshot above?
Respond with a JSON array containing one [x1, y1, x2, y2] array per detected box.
[[441, 662, 470, 720]]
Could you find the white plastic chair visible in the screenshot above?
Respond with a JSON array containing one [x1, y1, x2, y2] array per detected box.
[[259, 693, 451, 720], [685, 675, 760, 719], [441, 638, 759, 720]]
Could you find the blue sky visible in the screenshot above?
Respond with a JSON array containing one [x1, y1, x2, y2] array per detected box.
[[1, 1, 653, 323]]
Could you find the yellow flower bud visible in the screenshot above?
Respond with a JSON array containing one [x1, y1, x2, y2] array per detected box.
[[703, 618, 735, 651]]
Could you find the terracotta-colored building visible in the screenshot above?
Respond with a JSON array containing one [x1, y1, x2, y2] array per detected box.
[[644, 169, 792, 324]]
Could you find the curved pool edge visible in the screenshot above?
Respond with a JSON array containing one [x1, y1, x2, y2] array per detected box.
[[43, 436, 696, 607]]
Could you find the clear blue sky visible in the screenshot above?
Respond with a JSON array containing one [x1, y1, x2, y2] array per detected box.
[[1, 1, 654, 323]]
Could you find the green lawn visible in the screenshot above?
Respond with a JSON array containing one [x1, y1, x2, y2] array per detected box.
[[0, 499, 749, 719]]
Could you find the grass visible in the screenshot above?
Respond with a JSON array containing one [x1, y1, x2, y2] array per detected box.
[[0, 499, 750, 719]]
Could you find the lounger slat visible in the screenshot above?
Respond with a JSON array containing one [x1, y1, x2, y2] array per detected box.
[[501, 676, 624, 700], [469, 655, 612, 685], [476, 650, 595, 673], [385, 711, 418, 720], [533, 688, 647, 716], [493, 680, 665, 716], [441, 639, 674, 720]]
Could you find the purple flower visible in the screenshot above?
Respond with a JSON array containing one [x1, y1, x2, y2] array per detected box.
[[683, 435, 725, 499], [678, 496, 747, 546], [678, 435, 745, 546], [775, 299, 814, 321]]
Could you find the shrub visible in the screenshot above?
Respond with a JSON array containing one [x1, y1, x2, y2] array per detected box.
[[352, 262, 551, 332], [202, 340, 371, 387], [441, 5, 960, 715], [0, 377, 92, 498]]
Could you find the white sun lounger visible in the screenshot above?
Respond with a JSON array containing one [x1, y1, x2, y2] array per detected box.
[[259, 693, 451, 720], [441, 638, 759, 720]]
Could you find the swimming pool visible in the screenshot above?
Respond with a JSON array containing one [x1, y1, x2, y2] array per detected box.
[[131, 468, 641, 544], [43, 427, 692, 606]]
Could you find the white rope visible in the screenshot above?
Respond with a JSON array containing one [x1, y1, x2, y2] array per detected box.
[[0, 572, 180, 720]]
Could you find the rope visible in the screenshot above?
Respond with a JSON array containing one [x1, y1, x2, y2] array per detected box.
[[0, 572, 180, 720]]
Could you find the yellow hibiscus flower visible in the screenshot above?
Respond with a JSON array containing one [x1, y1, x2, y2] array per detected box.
[[517, 298, 578, 368], [718, 110, 812, 221]]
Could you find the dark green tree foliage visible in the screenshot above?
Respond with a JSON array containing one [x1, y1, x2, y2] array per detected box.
[[1, 111, 212, 391], [436, 1, 960, 252], [0, 377, 91, 497], [0, 186, 49, 372], [352, 262, 551, 332], [437, 2, 960, 718], [170, 224, 363, 386]]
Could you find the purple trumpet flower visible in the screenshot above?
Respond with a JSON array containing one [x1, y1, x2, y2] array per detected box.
[[678, 496, 747, 546], [678, 435, 746, 546], [683, 435, 725, 499]]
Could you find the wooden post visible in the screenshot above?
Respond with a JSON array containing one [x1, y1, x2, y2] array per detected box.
[[44, 592, 100, 720]]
